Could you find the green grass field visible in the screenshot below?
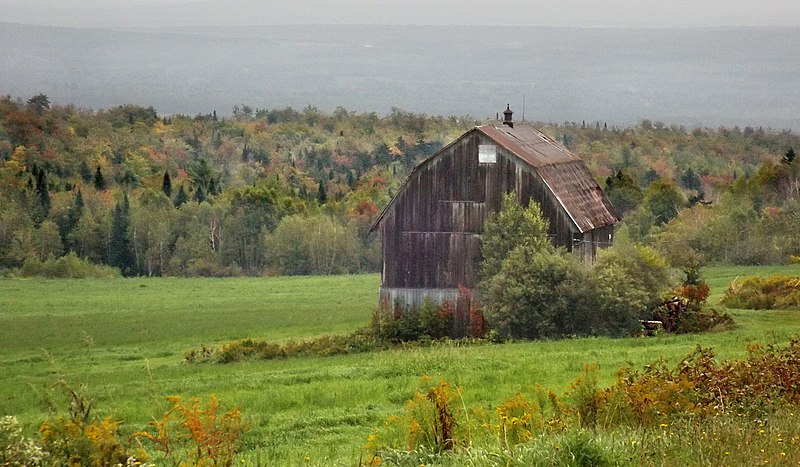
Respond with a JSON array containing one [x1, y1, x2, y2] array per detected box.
[[2, 265, 800, 464]]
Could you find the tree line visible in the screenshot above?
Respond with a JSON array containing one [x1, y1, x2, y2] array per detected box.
[[1, 94, 799, 277]]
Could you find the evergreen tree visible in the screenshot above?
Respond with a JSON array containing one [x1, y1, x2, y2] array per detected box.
[[317, 179, 327, 204], [72, 189, 84, 215], [374, 143, 391, 165], [34, 169, 50, 223], [679, 168, 703, 192], [194, 185, 206, 203], [187, 158, 218, 197], [60, 189, 84, 251], [782, 148, 796, 165], [120, 169, 139, 188], [109, 192, 134, 275], [94, 166, 106, 191], [640, 168, 660, 187], [604, 170, 643, 216], [26, 93, 50, 115], [174, 184, 188, 208], [161, 171, 172, 197], [79, 160, 93, 183]]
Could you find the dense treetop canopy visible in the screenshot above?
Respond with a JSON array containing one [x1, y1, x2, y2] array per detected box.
[[1, 94, 798, 277]]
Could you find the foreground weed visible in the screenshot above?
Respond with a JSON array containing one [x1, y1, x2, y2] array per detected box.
[[367, 378, 466, 458], [405, 379, 460, 452], [132, 394, 245, 466], [0, 415, 45, 466], [487, 387, 570, 449], [38, 380, 143, 466]]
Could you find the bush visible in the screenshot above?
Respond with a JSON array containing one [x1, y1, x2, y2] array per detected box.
[[654, 275, 734, 334], [480, 193, 550, 284], [484, 246, 598, 339], [653, 300, 733, 334], [16, 252, 120, 278], [199, 328, 387, 364], [373, 299, 457, 343], [185, 326, 492, 366], [39, 417, 134, 466], [184, 259, 243, 277], [594, 240, 672, 310], [606, 340, 800, 423], [481, 194, 672, 340], [485, 387, 568, 449], [721, 275, 800, 310], [592, 263, 650, 336]]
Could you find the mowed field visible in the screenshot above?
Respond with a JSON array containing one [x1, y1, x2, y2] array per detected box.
[[2, 266, 800, 464]]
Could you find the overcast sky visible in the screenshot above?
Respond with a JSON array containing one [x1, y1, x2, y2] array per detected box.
[[2, 0, 800, 28]]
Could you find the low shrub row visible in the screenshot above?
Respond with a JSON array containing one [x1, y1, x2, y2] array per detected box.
[[184, 327, 489, 364], [722, 274, 800, 310], [10, 252, 120, 279]]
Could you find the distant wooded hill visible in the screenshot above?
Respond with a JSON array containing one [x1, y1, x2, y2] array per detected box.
[[0, 96, 798, 277]]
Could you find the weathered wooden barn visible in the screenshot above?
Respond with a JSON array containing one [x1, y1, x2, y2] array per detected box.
[[371, 108, 619, 327]]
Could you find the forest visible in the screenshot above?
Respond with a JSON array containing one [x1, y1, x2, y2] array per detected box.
[[1, 93, 799, 278]]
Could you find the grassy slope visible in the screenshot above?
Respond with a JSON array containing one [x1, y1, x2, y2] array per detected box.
[[1, 265, 800, 464]]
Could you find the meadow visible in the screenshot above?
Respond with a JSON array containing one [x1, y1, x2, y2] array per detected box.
[[2, 265, 800, 464]]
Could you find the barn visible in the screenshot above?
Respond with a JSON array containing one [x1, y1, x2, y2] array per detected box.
[[371, 107, 619, 332]]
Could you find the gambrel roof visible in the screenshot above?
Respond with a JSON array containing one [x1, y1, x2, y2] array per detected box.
[[372, 123, 618, 233]]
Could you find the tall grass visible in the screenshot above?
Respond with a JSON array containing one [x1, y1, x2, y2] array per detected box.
[[1, 267, 800, 464]]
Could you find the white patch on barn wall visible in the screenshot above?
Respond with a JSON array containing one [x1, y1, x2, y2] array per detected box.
[[478, 144, 496, 164]]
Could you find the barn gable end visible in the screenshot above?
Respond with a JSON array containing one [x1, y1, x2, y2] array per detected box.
[[372, 120, 619, 328]]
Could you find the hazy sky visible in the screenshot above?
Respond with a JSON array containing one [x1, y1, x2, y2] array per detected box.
[[3, 0, 800, 28]]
